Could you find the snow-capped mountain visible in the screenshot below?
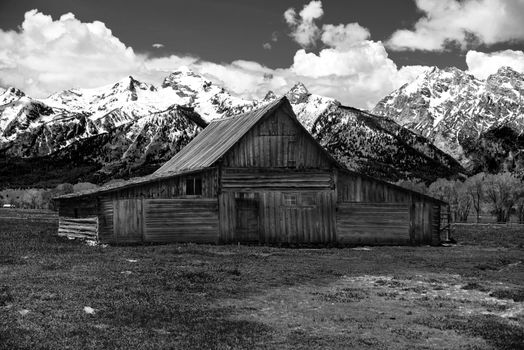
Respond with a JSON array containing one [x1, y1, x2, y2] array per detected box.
[[372, 66, 524, 174], [1, 68, 465, 187]]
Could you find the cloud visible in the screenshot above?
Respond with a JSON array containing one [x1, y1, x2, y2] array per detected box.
[[0, 8, 427, 109], [271, 31, 279, 42], [284, 1, 323, 48], [320, 23, 370, 49], [152, 43, 164, 49], [262, 42, 272, 50], [4, 7, 521, 112], [387, 0, 524, 51], [0, 9, 144, 96], [466, 50, 524, 79]]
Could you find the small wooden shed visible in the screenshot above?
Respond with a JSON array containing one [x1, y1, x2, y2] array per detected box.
[[55, 97, 446, 245]]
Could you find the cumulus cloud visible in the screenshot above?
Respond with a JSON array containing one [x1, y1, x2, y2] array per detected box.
[[320, 23, 370, 49], [0, 8, 428, 108], [262, 42, 272, 50], [284, 1, 324, 48], [152, 43, 164, 48], [466, 50, 524, 79], [387, 0, 524, 51], [5, 7, 521, 111], [0, 9, 145, 96]]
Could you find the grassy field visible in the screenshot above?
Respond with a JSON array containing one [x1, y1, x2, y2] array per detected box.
[[0, 212, 523, 349]]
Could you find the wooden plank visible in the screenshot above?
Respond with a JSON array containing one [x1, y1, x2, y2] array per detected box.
[[58, 216, 98, 241], [144, 198, 219, 243], [336, 202, 410, 245]]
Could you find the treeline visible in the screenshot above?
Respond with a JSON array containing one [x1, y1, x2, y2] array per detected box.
[[0, 183, 99, 210], [397, 172, 524, 224]]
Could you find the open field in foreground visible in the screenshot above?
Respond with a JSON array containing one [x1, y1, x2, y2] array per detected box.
[[0, 213, 523, 349]]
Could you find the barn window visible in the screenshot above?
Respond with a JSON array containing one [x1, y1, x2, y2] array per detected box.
[[301, 194, 316, 206], [74, 208, 79, 218], [283, 193, 297, 206], [186, 177, 202, 195]]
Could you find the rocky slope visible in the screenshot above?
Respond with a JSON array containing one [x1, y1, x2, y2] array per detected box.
[[372, 66, 524, 175], [260, 83, 463, 182], [1, 69, 465, 187]]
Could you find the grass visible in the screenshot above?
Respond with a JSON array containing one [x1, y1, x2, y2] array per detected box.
[[1, 215, 523, 349]]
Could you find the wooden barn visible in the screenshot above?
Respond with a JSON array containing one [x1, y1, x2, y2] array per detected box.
[[55, 97, 446, 246]]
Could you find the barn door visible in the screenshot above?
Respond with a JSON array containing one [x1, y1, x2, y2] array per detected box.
[[113, 199, 143, 243], [235, 198, 259, 242]]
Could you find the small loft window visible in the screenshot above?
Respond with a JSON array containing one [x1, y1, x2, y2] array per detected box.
[[186, 177, 202, 195], [283, 193, 297, 206], [74, 208, 79, 218]]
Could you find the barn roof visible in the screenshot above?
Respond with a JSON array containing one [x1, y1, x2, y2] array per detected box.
[[155, 98, 287, 173], [54, 167, 211, 199]]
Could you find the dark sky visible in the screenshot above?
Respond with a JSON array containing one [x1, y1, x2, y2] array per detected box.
[[0, 0, 497, 70]]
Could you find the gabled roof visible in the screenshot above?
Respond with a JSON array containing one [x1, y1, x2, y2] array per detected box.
[[155, 97, 287, 174], [55, 167, 211, 199]]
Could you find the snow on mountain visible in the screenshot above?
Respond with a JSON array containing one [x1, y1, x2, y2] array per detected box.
[[0, 67, 466, 186], [285, 83, 339, 131], [311, 105, 464, 182], [160, 67, 258, 121], [372, 66, 524, 174]]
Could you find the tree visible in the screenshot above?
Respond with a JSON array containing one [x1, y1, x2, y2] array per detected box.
[[516, 196, 524, 224], [428, 178, 471, 222], [455, 183, 472, 222], [483, 173, 522, 223], [465, 173, 485, 223]]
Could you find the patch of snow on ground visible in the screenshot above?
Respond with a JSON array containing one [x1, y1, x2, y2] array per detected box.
[[340, 275, 524, 320]]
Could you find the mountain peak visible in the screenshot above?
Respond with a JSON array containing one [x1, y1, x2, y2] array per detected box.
[[494, 66, 521, 78], [286, 82, 310, 104], [4, 86, 26, 97], [263, 90, 277, 102]]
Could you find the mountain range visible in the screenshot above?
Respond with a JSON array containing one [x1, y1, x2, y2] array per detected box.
[[1, 65, 522, 188], [373, 66, 524, 175]]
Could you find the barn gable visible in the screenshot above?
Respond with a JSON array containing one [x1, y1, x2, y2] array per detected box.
[[155, 97, 340, 173], [221, 99, 334, 169]]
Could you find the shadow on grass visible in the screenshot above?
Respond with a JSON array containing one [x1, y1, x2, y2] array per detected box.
[[420, 314, 524, 350]]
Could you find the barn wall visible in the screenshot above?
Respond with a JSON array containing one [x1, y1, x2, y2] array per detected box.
[[56, 197, 99, 240], [98, 196, 114, 242], [218, 190, 336, 244], [93, 169, 218, 243], [221, 168, 334, 191], [336, 172, 440, 245], [109, 168, 217, 200], [222, 109, 332, 169], [143, 199, 218, 243], [337, 203, 411, 245]]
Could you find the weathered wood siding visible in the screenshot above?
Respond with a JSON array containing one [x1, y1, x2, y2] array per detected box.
[[143, 199, 218, 243], [58, 217, 98, 241], [221, 168, 333, 191], [337, 203, 410, 245], [338, 172, 413, 202], [219, 190, 336, 244], [337, 172, 440, 245], [108, 169, 217, 200], [92, 169, 217, 243], [113, 199, 143, 243], [222, 109, 332, 169], [98, 196, 114, 242]]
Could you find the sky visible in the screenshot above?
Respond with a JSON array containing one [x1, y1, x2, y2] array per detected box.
[[0, 0, 523, 108]]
